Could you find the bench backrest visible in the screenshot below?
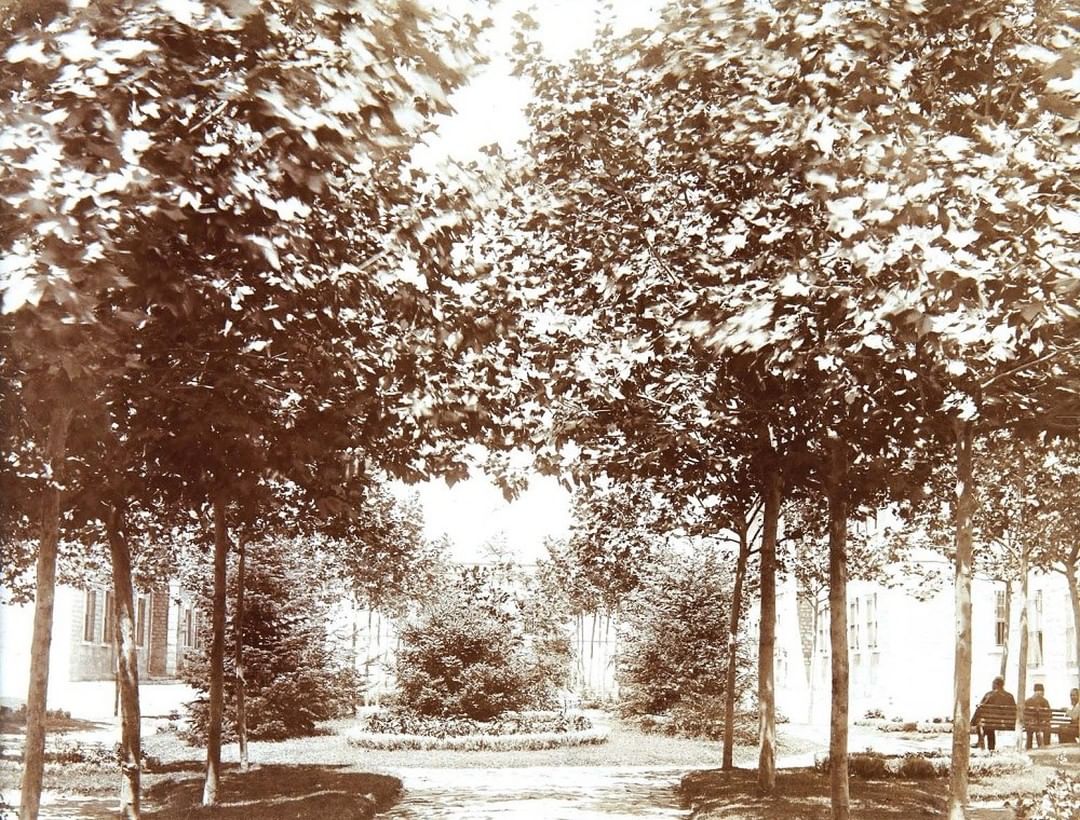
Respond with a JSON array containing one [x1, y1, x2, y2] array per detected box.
[[971, 703, 1016, 731], [1049, 708, 1078, 730]]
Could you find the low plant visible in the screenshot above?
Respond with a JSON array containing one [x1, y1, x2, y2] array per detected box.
[[1010, 769, 1080, 820], [346, 727, 608, 752], [358, 709, 591, 738], [814, 749, 1031, 779]]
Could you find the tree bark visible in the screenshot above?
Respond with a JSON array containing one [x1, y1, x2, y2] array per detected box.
[[19, 401, 74, 820], [105, 508, 142, 820], [235, 537, 249, 772], [757, 468, 781, 794], [826, 441, 850, 820], [947, 420, 975, 820], [202, 497, 229, 806], [999, 579, 1011, 680], [1066, 555, 1080, 689], [723, 519, 751, 770], [1015, 549, 1029, 749]]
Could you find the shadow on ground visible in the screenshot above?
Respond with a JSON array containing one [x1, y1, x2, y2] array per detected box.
[[680, 768, 947, 819], [144, 764, 402, 820]]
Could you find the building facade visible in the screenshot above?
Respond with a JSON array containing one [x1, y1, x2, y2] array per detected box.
[[0, 581, 201, 706], [772, 562, 1079, 725]]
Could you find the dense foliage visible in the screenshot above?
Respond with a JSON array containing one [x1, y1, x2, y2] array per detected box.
[[617, 548, 752, 725], [395, 565, 568, 721], [183, 539, 359, 742]]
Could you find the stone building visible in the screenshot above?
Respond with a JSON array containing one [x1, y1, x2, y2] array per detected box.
[[0, 580, 201, 707]]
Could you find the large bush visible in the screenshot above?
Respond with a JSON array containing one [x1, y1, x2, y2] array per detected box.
[[395, 565, 568, 720], [617, 548, 753, 723], [184, 539, 360, 741]]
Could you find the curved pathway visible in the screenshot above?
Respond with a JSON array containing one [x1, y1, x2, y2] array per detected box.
[[382, 765, 688, 819]]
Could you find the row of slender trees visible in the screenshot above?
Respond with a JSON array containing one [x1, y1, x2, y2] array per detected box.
[[470, 3, 1080, 819], [1, 1, 495, 818]]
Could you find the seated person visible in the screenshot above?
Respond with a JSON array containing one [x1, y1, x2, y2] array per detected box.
[[1023, 683, 1051, 749], [972, 676, 1016, 752], [1063, 688, 1080, 744]]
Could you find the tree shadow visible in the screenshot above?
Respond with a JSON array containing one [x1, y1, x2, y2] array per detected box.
[[143, 763, 402, 820]]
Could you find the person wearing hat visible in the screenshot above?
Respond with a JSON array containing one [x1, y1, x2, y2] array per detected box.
[[1023, 683, 1052, 749], [1062, 687, 1079, 743], [973, 675, 1016, 751]]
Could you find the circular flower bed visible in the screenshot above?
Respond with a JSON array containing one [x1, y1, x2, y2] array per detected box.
[[345, 710, 608, 752]]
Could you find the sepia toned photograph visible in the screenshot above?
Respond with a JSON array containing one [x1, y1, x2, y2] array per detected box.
[[1, 0, 1078, 818]]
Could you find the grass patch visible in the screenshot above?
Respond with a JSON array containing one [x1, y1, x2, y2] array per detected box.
[[681, 767, 947, 819], [143, 764, 401, 820]]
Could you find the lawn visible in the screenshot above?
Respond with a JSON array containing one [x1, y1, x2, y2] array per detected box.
[[3, 715, 1072, 818], [679, 744, 1080, 819]]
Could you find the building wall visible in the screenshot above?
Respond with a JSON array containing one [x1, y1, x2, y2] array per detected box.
[[781, 566, 1079, 725], [1, 582, 197, 707]]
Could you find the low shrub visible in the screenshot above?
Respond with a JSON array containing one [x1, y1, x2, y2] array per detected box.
[[357, 709, 591, 738], [814, 749, 1031, 780], [899, 756, 938, 779], [1010, 769, 1080, 820], [634, 700, 759, 744], [345, 727, 608, 752]]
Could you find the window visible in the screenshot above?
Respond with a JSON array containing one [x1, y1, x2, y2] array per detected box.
[[995, 589, 1008, 647], [136, 598, 147, 648], [103, 590, 115, 644], [183, 608, 194, 648], [1067, 594, 1077, 667], [866, 593, 878, 650], [849, 599, 861, 651], [83, 590, 97, 642], [1031, 590, 1044, 667]]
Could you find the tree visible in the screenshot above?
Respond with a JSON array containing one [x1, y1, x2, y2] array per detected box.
[[183, 536, 360, 742], [395, 565, 564, 720], [1, 0, 488, 814], [618, 546, 753, 735]]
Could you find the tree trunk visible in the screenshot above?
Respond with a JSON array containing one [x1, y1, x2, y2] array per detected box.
[[807, 597, 819, 724], [723, 520, 751, 770], [826, 442, 850, 820], [202, 497, 229, 806], [235, 538, 249, 772], [105, 508, 143, 820], [947, 420, 975, 820], [364, 607, 373, 706], [1066, 556, 1080, 689], [757, 468, 782, 794], [19, 401, 74, 820], [999, 579, 1011, 680], [589, 611, 598, 692], [1015, 549, 1029, 749]]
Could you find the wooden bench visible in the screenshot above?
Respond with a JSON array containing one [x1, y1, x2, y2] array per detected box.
[[972, 704, 1077, 743], [971, 703, 1016, 733], [1049, 708, 1078, 741]]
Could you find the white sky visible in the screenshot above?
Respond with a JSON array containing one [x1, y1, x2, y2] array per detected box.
[[413, 472, 572, 563], [414, 0, 664, 166]]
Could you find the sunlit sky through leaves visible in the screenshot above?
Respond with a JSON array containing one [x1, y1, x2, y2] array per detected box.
[[407, 0, 662, 563]]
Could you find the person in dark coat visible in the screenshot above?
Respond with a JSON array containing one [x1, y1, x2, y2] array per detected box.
[[972, 676, 1016, 751], [1023, 683, 1051, 749]]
